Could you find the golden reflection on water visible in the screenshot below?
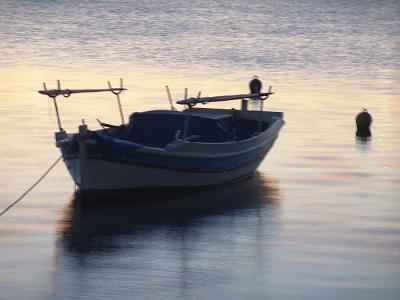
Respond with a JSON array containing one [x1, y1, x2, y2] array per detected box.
[[0, 60, 399, 300], [2, 63, 398, 132]]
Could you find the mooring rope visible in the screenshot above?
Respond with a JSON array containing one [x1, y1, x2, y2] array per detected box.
[[0, 155, 63, 217]]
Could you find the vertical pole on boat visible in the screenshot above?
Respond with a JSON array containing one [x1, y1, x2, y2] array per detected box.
[[182, 88, 194, 139], [257, 99, 264, 132], [257, 86, 272, 133], [165, 85, 176, 111], [182, 110, 190, 139], [241, 98, 248, 110], [53, 97, 63, 131], [108, 79, 125, 124], [43, 82, 64, 131]]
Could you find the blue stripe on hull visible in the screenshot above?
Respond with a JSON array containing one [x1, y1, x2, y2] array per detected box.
[[64, 149, 268, 174], [60, 130, 277, 174]]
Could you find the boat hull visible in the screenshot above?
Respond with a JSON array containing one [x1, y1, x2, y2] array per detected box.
[[64, 153, 266, 190]]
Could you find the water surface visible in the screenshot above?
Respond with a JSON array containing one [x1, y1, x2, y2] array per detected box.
[[0, 1, 399, 299]]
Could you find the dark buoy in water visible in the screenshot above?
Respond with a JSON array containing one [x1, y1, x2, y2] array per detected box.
[[356, 109, 372, 138]]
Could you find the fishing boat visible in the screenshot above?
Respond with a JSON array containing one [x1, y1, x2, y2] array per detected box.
[[38, 78, 284, 191]]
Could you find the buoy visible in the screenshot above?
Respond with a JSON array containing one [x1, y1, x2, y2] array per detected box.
[[356, 109, 372, 129], [356, 109, 372, 138]]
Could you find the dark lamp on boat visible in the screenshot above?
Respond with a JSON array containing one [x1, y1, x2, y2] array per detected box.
[[249, 76, 262, 94]]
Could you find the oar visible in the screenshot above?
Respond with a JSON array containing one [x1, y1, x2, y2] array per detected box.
[[176, 92, 273, 106], [38, 88, 126, 97]]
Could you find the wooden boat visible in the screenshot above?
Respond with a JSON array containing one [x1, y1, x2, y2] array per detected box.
[[38, 78, 284, 191]]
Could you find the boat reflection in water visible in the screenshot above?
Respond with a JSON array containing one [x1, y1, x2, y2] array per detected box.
[[52, 174, 281, 299], [57, 173, 281, 255]]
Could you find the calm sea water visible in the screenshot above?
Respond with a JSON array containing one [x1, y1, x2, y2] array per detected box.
[[0, 0, 399, 299]]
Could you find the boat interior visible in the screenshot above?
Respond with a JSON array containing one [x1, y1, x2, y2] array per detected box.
[[116, 110, 270, 147]]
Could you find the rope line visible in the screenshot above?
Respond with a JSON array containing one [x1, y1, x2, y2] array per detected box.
[[0, 156, 63, 217]]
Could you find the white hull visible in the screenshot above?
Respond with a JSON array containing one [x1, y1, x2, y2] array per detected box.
[[64, 155, 265, 190]]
